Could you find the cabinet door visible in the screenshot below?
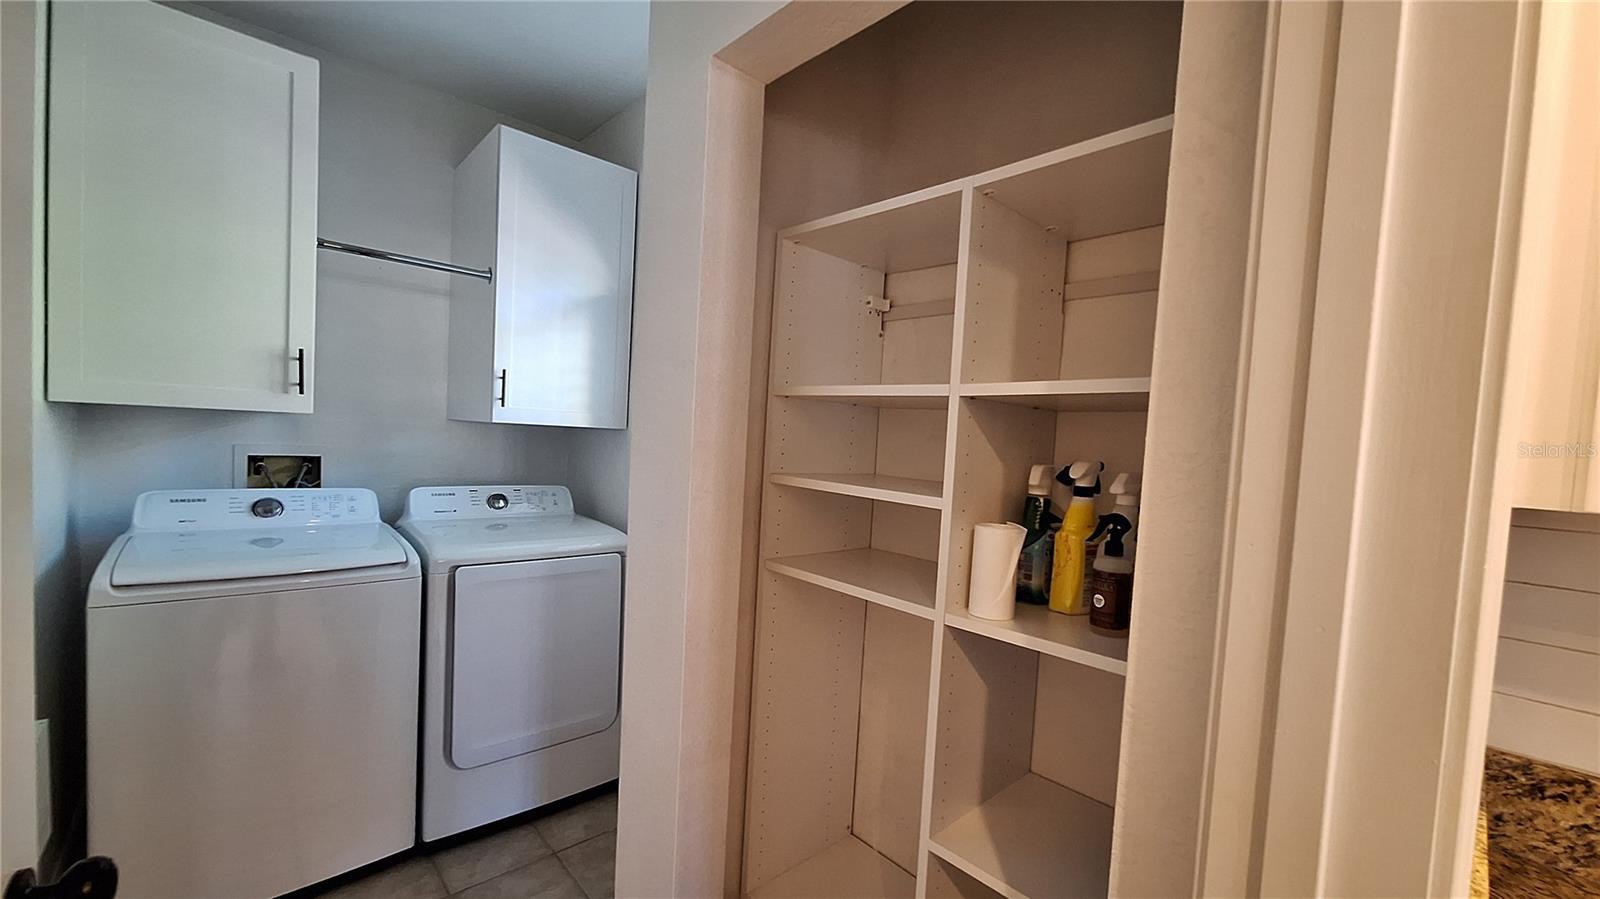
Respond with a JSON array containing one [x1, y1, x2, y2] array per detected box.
[[47, 1, 318, 413], [492, 129, 636, 428]]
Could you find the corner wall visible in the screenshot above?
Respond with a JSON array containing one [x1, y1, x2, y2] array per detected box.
[[572, 96, 647, 531]]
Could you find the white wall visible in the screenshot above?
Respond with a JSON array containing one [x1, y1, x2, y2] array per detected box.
[[33, 4, 644, 862], [1488, 509, 1600, 774], [582, 96, 646, 170], [571, 96, 646, 530]]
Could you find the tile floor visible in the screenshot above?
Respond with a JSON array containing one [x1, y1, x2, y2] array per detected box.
[[315, 788, 617, 899]]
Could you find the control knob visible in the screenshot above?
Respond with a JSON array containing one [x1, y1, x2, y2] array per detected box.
[[251, 497, 284, 519]]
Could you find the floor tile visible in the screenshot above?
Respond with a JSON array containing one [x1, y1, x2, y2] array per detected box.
[[535, 791, 619, 851], [432, 821, 554, 893], [317, 856, 447, 899], [450, 856, 586, 899], [558, 832, 616, 899]]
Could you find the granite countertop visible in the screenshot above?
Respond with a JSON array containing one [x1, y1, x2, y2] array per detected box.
[[1483, 749, 1600, 897]]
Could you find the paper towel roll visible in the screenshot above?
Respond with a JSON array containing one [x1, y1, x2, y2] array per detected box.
[[968, 522, 1027, 621]]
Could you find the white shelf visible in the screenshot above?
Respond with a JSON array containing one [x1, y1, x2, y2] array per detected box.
[[929, 773, 1113, 899], [959, 378, 1151, 412], [767, 548, 937, 620], [774, 383, 950, 409], [974, 116, 1174, 242], [770, 472, 944, 509], [780, 184, 963, 272], [945, 603, 1129, 675], [748, 835, 914, 899]]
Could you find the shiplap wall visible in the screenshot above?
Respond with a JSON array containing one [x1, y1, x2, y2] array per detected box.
[[1489, 509, 1600, 773]]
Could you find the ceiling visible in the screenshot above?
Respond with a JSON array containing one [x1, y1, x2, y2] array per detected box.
[[195, 1, 648, 140]]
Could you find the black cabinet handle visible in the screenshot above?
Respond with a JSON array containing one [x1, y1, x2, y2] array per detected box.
[[292, 348, 307, 395], [497, 368, 507, 407]]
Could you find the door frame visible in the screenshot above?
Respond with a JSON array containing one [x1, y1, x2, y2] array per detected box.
[[0, 0, 43, 876], [1199, 2, 1540, 896]]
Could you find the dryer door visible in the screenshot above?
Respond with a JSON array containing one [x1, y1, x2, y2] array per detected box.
[[449, 553, 621, 769]]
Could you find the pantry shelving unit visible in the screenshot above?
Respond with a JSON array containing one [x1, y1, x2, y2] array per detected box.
[[744, 116, 1172, 899]]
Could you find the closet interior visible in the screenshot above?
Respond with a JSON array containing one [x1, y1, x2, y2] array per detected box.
[[742, 6, 1180, 894]]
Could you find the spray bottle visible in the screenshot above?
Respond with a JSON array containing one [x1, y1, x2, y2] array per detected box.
[[1048, 461, 1103, 615], [1080, 473, 1138, 611], [1015, 464, 1059, 604], [1087, 473, 1139, 636]]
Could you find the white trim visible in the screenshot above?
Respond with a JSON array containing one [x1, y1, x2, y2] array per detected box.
[[1197, 2, 1341, 894], [1257, 3, 1536, 894]]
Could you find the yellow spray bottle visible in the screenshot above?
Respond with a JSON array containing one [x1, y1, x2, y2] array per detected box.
[[1048, 460, 1103, 615]]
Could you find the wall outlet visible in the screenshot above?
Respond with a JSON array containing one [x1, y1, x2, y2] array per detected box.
[[233, 444, 326, 489]]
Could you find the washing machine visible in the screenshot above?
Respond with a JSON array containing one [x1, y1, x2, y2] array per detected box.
[[397, 485, 625, 841], [86, 488, 422, 899]]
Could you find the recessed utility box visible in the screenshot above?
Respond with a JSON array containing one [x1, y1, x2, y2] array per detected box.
[[233, 445, 325, 489]]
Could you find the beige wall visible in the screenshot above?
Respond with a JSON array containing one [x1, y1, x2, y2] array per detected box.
[[756, 1, 1180, 234]]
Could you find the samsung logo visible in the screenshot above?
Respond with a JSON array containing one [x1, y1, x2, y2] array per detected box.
[[429, 492, 457, 497], [167, 498, 207, 504]]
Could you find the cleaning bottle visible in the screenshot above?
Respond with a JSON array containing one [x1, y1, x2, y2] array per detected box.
[[1080, 472, 1138, 611], [1015, 464, 1059, 604], [1109, 473, 1139, 559], [1048, 460, 1102, 615], [1087, 473, 1138, 636]]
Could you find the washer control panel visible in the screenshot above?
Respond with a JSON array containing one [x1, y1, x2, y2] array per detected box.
[[131, 489, 381, 531], [401, 485, 574, 520]]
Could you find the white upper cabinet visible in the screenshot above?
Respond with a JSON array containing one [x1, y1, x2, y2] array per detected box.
[[448, 126, 637, 429], [47, 1, 319, 413]]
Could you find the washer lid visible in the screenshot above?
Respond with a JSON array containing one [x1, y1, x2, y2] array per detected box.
[[110, 524, 408, 587], [397, 515, 626, 570]]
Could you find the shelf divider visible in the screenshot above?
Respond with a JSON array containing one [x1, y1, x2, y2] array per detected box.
[[766, 547, 937, 620], [944, 603, 1129, 675], [769, 472, 944, 509], [928, 773, 1112, 899]]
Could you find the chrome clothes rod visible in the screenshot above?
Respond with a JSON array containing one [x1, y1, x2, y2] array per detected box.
[[316, 237, 492, 282]]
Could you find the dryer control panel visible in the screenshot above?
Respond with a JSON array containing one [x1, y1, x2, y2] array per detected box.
[[401, 485, 574, 520]]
